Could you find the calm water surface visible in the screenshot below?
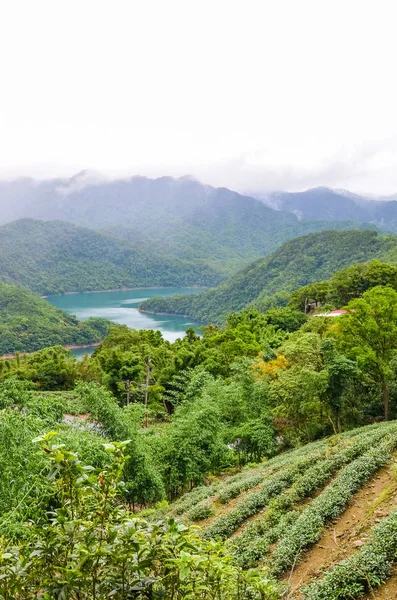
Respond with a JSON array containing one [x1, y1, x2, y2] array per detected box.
[[46, 288, 204, 358]]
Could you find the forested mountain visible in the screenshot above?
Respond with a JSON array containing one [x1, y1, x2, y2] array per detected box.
[[260, 187, 369, 221], [255, 186, 397, 232], [0, 283, 111, 354], [140, 230, 397, 323], [4, 175, 396, 235], [0, 174, 371, 278], [0, 219, 222, 294]]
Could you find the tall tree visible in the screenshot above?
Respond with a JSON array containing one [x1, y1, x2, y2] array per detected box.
[[335, 286, 397, 420]]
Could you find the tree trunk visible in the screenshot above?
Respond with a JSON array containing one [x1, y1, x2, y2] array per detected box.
[[382, 376, 390, 421], [337, 412, 342, 434], [144, 357, 150, 427]]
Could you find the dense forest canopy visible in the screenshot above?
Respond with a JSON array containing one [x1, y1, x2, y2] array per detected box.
[[141, 230, 397, 323]]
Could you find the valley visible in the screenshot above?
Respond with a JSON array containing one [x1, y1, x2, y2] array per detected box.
[[3, 5, 397, 596]]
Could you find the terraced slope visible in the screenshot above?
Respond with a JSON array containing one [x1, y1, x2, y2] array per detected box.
[[164, 422, 397, 599]]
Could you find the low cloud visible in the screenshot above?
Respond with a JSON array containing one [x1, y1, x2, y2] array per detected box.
[[192, 138, 397, 197]]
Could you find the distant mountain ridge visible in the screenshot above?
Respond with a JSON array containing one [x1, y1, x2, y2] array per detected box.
[[2, 173, 397, 232], [0, 175, 372, 280], [251, 186, 397, 231]]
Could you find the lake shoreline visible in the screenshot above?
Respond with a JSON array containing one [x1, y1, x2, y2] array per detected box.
[[138, 308, 202, 323], [0, 341, 102, 361], [46, 287, 204, 344], [42, 285, 206, 299]]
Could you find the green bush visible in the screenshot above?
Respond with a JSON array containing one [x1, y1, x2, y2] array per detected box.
[[187, 501, 213, 521], [218, 472, 270, 504], [203, 449, 328, 541], [172, 482, 223, 516], [231, 426, 394, 567]]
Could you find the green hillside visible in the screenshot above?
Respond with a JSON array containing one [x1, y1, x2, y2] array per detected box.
[[140, 230, 397, 323], [2, 274, 397, 597], [0, 283, 111, 354], [0, 218, 222, 294]]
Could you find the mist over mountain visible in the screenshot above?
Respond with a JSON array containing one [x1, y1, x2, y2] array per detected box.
[[251, 186, 397, 231], [0, 174, 370, 279], [0, 172, 299, 231], [2, 172, 396, 235]]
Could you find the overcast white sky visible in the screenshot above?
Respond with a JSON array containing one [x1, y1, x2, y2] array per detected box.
[[1, 0, 397, 194]]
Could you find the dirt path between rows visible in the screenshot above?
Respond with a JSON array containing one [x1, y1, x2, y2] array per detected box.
[[285, 458, 397, 599], [196, 479, 268, 529], [194, 464, 286, 529]]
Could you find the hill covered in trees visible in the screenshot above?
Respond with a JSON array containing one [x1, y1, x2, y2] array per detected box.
[[0, 218, 222, 294], [140, 230, 397, 323], [0, 283, 111, 354]]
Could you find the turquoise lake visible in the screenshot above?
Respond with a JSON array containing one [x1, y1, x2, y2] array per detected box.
[[46, 288, 204, 358]]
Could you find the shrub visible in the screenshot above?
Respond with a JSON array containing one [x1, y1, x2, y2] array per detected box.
[[0, 433, 282, 600], [203, 449, 328, 541], [218, 472, 269, 504], [172, 482, 222, 515], [188, 501, 213, 521], [231, 426, 390, 567]]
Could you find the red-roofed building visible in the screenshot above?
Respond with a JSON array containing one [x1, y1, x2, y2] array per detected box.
[[313, 309, 348, 318]]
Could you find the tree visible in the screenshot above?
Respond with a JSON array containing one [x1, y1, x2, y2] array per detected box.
[[320, 338, 358, 433], [266, 333, 329, 442], [329, 260, 397, 306], [288, 281, 330, 313], [335, 286, 397, 420], [264, 306, 307, 332], [163, 395, 227, 497]]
